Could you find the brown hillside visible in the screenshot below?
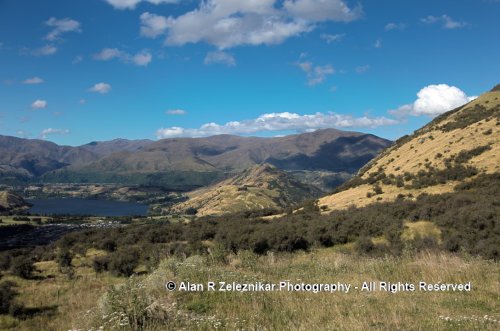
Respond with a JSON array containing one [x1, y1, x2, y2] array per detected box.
[[319, 87, 500, 212], [0, 191, 30, 213], [171, 163, 322, 216]]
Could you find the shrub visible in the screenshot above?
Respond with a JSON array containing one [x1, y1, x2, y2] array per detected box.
[[0, 281, 18, 315], [93, 256, 110, 273], [356, 237, 375, 254], [10, 257, 35, 279], [108, 249, 140, 277], [56, 250, 73, 269]]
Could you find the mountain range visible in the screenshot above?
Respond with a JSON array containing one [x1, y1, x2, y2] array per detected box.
[[0, 129, 391, 190]]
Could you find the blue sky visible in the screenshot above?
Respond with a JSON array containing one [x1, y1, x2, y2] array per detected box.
[[0, 0, 498, 146]]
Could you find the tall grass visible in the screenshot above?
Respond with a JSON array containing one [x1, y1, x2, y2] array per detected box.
[[72, 248, 500, 331]]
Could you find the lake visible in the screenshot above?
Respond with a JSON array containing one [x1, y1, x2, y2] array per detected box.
[[26, 198, 148, 216]]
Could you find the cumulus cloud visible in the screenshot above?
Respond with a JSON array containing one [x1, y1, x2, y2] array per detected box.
[[140, 12, 170, 38], [284, 0, 362, 22], [45, 17, 81, 41], [23, 77, 44, 84], [31, 99, 47, 109], [204, 51, 236, 66], [89, 82, 112, 94], [320, 33, 345, 43], [374, 38, 382, 48], [297, 61, 335, 86], [142, 0, 360, 49], [93, 48, 152, 66], [156, 111, 397, 138], [421, 15, 467, 29], [166, 109, 187, 115], [40, 128, 70, 139], [389, 84, 477, 117], [104, 0, 180, 10], [33, 45, 57, 56]]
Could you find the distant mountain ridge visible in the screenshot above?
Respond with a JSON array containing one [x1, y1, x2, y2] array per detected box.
[[0, 129, 391, 189], [80, 138, 153, 156]]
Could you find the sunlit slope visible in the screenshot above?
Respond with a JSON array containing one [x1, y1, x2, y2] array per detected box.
[[0, 191, 30, 213], [171, 163, 322, 216], [319, 85, 500, 211]]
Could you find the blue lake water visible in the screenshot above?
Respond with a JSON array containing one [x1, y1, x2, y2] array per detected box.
[[26, 198, 148, 216]]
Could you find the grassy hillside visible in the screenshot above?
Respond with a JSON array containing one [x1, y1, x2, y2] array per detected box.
[[319, 86, 500, 211], [171, 164, 322, 216]]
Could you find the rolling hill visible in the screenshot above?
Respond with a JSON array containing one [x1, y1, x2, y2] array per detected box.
[[318, 85, 500, 212], [170, 163, 322, 216]]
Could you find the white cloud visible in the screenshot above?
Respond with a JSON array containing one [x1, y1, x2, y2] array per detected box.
[[283, 0, 362, 22], [421, 15, 467, 29], [385, 22, 406, 31], [40, 128, 70, 139], [146, 0, 360, 49], [166, 109, 187, 115], [104, 0, 179, 10], [140, 12, 170, 38], [389, 84, 477, 117], [320, 33, 345, 43], [79, 99, 86, 105], [297, 61, 335, 86], [156, 111, 397, 138], [93, 48, 152, 66], [94, 48, 123, 60], [31, 99, 47, 109], [89, 82, 112, 94], [45, 17, 81, 41], [33, 45, 57, 56], [23, 77, 44, 84], [132, 50, 153, 66], [374, 38, 382, 48], [204, 51, 236, 66], [355, 64, 370, 74]]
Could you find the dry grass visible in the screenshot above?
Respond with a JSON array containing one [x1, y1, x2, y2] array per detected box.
[[2, 247, 499, 330], [0, 249, 122, 331], [319, 90, 500, 212], [3, 248, 494, 330]]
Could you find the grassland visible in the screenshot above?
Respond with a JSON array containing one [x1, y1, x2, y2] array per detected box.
[[1, 248, 499, 330]]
